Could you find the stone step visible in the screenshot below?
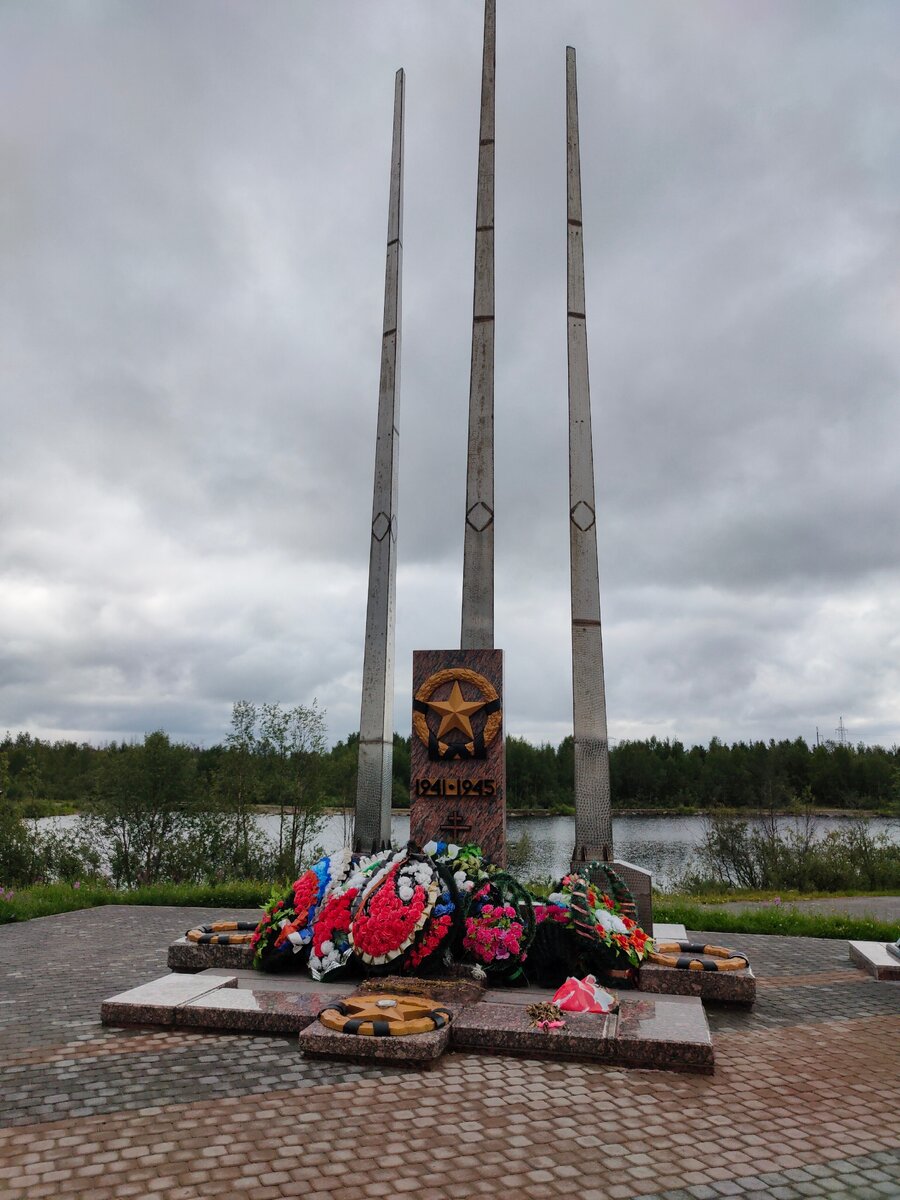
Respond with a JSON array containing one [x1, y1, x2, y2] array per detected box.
[[298, 1012, 452, 1063], [849, 940, 900, 981], [639, 934, 757, 1006], [638, 960, 756, 1006], [101, 973, 238, 1026], [101, 968, 356, 1030], [168, 936, 253, 973], [652, 922, 688, 940], [178, 988, 336, 1034]]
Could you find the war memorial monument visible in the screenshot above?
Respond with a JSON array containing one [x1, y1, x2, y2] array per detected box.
[[351, 3, 653, 930], [102, 2, 760, 1071]]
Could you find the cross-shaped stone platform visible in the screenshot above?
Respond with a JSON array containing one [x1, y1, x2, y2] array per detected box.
[[101, 964, 714, 1073]]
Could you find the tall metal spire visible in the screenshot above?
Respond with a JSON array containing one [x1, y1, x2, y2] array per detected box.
[[460, 0, 496, 650], [354, 69, 405, 852], [566, 47, 613, 860]]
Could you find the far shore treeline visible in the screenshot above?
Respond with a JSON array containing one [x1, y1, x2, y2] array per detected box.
[[2, 722, 898, 817], [2, 706, 898, 897]]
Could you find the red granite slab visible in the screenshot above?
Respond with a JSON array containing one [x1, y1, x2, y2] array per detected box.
[[638, 960, 756, 1006], [177, 988, 333, 1034], [298, 1017, 452, 1064], [450, 992, 713, 1073], [451, 1002, 618, 1062], [408, 648, 506, 864], [101, 973, 237, 1026], [168, 936, 254, 973], [613, 993, 714, 1073]]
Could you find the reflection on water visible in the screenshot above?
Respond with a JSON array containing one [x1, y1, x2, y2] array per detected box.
[[503, 814, 706, 890], [277, 811, 899, 892]]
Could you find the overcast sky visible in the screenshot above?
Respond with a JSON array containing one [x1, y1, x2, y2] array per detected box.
[[1, 1, 898, 752]]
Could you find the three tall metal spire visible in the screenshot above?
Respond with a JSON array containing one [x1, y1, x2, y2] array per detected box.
[[460, 0, 496, 651], [354, 69, 405, 852], [354, 19, 614, 867], [566, 47, 613, 860]]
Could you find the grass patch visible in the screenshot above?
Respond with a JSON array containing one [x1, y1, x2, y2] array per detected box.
[[654, 898, 897, 942], [0, 880, 270, 924], [2, 880, 896, 943], [18, 798, 81, 818]]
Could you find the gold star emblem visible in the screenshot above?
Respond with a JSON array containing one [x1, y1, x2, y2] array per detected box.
[[426, 681, 486, 741]]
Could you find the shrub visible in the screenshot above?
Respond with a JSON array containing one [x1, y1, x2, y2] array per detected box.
[[683, 811, 900, 893]]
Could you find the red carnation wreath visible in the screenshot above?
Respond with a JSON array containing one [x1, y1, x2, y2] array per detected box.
[[406, 912, 453, 970], [311, 887, 358, 958], [350, 859, 439, 967], [270, 868, 321, 952]]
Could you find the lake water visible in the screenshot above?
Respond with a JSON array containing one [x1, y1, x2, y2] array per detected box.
[[40, 811, 897, 891], [262, 811, 897, 891]]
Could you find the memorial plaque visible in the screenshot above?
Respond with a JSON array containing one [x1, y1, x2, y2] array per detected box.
[[409, 649, 506, 865]]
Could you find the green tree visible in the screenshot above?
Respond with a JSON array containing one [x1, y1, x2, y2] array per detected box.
[[212, 701, 262, 872], [89, 732, 203, 886], [391, 733, 411, 809], [0, 750, 40, 884], [257, 701, 326, 876]]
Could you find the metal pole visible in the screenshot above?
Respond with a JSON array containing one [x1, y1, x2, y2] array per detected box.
[[354, 69, 405, 852], [566, 47, 613, 860], [461, 0, 496, 650]]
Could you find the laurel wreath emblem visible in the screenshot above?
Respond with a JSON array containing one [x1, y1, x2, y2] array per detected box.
[[413, 667, 502, 759]]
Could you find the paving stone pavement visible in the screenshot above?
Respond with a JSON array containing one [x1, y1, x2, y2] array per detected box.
[[1, 906, 898, 1200]]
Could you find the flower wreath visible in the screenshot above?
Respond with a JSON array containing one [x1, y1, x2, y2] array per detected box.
[[349, 848, 442, 971], [286, 850, 357, 948], [426, 840, 491, 900], [252, 851, 357, 974], [308, 851, 388, 981], [533, 869, 652, 975], [461, 872, 535, 982], [404, 859, 459, 973], [250, 889, 301, 972]]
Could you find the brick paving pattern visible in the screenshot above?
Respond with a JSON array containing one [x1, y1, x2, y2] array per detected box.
[[1, 906, 898, 1199]]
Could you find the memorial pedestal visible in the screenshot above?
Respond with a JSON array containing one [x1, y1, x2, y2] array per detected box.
[[409, 648, 506, 865]]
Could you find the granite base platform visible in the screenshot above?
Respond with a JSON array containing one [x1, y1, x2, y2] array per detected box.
[[102, 969, 714, 1073], [169, 924, 691, 976], [849, 940, 900, 982], [101, 969, 355, 1031], [639, 926, 756, 1005], [450, 1002, 616, 1062], [168, 923, 754, 1009], [179, 988, 335, 1034]]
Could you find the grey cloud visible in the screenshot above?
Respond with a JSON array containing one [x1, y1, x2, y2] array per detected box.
[[1, 1, 898, 750]]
